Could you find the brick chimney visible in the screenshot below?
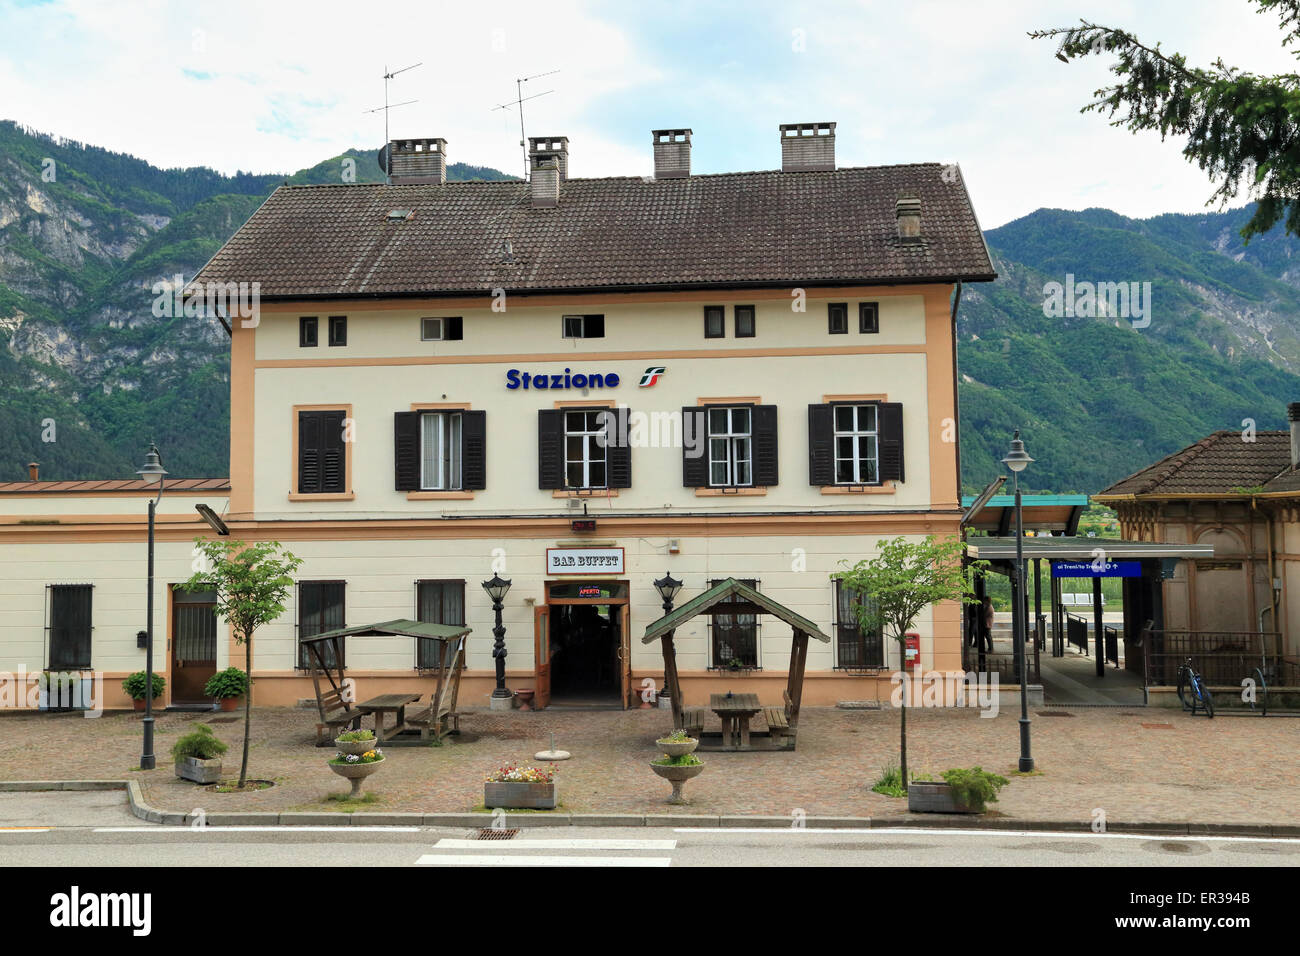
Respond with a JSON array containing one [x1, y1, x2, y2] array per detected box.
[[780, 122, 835, 172], [1289, 402, 1300, 469], [529, 136, 569, 182], [896, 197, 922, 242], [26, 461, 39, 481], [652, 128, 692, 179], [387, 138, 447, 184], [531, 157, 560, 208]]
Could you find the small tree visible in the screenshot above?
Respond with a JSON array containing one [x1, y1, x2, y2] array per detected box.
[[835, 536, 986, 791], [183, 539, 302, 788]]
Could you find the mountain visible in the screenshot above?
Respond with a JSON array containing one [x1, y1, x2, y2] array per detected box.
[[2, 120, 1299, 492]]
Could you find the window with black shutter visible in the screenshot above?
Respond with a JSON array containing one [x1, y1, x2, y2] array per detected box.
[[298, 580, 345, 669], [734, 305, 756, 338], [709, 579, 760, 668], [834, 579, 883, 669], [461, 409, 487, 490], [859, 302, 879, 334], [299, 316, 318, 347], [328, 315, 347, 346], [606, 408, 632, 489], [828, 303, 848, 334], [562, 315, 605, 338], [878, 402, 905, 482], [681, 406, 709, 486], [751, 404, 778, 486], [809, 402, 905, 485], [537, 408, 565, 489], [298, 409, 347, 494], [48, 584, 92, 670], [704, 306, 725, 339], [395, 409, 487, 492], [416, 580, 465, 668]]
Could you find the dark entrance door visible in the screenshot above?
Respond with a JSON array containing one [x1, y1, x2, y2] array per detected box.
[[544, 581, 627, 708], [172, 588, 217, 704]]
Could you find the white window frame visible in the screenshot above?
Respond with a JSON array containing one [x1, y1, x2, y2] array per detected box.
[[421, 317, 444, 341], [706, 406, 753, 488], [833, 403, 879, 485], [564, 410, 608, 489], [420, 411, 463, 490]]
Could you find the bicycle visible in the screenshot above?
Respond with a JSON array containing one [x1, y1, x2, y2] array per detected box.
[[1176, 658, 1215, 718]]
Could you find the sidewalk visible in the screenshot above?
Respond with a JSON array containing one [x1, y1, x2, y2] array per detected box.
[[3, 705, 1294, 828]]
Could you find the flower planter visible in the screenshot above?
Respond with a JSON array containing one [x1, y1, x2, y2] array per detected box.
[[650, 761, 705, 805], [329, 757, 384, 797], [484, 781, 558, 810], [132, 699, 146, 712], [218, 697, 241, 712], [334, 736, 376, 756], [655, 738, 699, 758], [907, 781, 978, 814], [175, 756, 222, 785]]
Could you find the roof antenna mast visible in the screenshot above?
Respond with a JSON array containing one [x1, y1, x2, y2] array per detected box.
[[490, 70, 559, 181], [363, 62, 422, 182]]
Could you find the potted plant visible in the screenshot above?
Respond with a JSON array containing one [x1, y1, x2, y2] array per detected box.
[[334, 729, 376, 755], [654, 728, 698, 758], [122, 671, 165, 711], [328, 746, 385, 798], [650, 735, 705, 805], [171, 724, 228, 784], [908, 767, 1008, 814], [484, 765, 558, 810], [727, 658, 743, 672], [203, 667, 248, 712], [38, 671, 88, 711]]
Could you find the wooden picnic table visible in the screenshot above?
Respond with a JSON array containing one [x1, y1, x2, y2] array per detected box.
[[710, 692, 760, 748], [357, 693, 421, 742]]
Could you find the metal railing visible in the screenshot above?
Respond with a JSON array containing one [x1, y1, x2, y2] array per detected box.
[[1142, 630, 1295, 687]]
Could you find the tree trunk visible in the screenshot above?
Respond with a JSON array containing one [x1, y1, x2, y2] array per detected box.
[[239, 635, 252, 788], [899, 697, 908, 793]]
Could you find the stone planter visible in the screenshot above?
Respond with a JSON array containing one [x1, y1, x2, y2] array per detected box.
[[650, 761, 705, 805], [655, 737, 699, 758], [907, 781, 978, 814], [175, 756, 222, 784], [334, 736, 377, 756], [484, 781, 558, 810], [329, 757, 384, 798]]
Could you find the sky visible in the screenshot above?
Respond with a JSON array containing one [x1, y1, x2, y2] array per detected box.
[[2, 0, 1298, 228]]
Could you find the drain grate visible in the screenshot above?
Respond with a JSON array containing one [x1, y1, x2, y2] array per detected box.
[[477, 828, 519, 840], [1036, 711, 1074, 717]]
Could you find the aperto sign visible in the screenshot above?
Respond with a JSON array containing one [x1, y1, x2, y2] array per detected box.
[[546, 547, 625, 575], [1052, 560, 1142, 578]]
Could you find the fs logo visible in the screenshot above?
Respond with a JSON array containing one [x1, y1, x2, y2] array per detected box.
[[639, 366, 666, 387]]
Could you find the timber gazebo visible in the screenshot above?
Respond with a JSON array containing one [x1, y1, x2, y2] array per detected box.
[[301, 619, 471, 745], [642, 578, 831, 751]]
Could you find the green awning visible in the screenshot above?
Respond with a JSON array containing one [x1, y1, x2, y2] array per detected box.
[[642, 578, 830, 644], [299, 618, 471, 645]]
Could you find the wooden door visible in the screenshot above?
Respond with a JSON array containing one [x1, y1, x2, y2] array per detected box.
[[619, 604, 632, 709], [172, 592, 217, 704], [534, 605, 551, 709]]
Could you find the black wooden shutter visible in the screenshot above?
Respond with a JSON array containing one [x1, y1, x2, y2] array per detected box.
[[298, 411, 321, 493], [537, 409, 564, 489], [321, 410, 346, 493], [879, 402, 905, 482], [682, 405, 708, 486], [49, 584, 92, 670], [607, 408, 632, 489], [752, 404, 778, 486], [462, 410, 487, 490], [808, 404, 835, 485], [394, 411, 421, 491]]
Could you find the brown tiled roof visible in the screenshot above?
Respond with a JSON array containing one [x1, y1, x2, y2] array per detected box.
[[192, 165, 995, 298], [0, 478, 230, 494], [1096, 431, 1298, 497]]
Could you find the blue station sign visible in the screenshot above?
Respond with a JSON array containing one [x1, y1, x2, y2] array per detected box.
[[1051, 560, 1142, 578]]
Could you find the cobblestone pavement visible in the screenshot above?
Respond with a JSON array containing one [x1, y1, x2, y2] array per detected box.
[[3, 705, 1294, 825]]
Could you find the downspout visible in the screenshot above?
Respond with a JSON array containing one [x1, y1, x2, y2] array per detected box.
[[1251, 495, 1279, 648], [950, 281, 964, 505]]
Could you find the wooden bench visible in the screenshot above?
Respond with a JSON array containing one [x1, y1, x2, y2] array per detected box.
[[405, 637, 466, 743], [763, 690, 795, 740], [679, 707, 705, 737], [313, 679, 364, 746]]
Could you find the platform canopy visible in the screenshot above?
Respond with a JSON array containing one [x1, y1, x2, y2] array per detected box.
[[642, 578, 830, 645], [965, 537, 1214, 563], [961, 493, 1090, 536]]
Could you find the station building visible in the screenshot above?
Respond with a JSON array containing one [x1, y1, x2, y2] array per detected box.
[[0, 123, 996, 710]]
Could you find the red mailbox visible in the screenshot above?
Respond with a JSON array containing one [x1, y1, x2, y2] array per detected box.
[[904, 632, 921, 670]]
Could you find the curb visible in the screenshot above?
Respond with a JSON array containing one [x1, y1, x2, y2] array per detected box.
[[3, 781, 1297, 837]]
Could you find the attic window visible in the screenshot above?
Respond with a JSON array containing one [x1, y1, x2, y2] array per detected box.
[[387, 209, 413, 222]]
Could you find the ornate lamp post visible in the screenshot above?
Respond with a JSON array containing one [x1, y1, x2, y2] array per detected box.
[[136, 444, 167, 770], [653, 572, 683, 615], [1001, 430, 1035, 773], [481, 573, 512, 699]]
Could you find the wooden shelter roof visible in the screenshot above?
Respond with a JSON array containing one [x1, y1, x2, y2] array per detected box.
[[299, 618, 471, 645], [642, 578, 830, 644]]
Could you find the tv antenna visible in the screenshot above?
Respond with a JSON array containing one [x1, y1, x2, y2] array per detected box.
[[490, 69, 559, 180], [363, 62, 422, 181]]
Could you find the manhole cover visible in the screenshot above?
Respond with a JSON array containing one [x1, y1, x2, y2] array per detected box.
[[1036, 711, 1074, 717], [477, 828, 519, 840], [1141, 723, 1174, 730]]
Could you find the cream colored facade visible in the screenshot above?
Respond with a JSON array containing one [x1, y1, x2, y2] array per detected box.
[[1, 283, 966, 709]]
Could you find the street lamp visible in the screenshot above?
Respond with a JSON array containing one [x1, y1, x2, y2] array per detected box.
[[1001, 430, 1035, 773], [481, 573, 512, 698], [653, 572, 683, 614], [135, 443, 167, 770]]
